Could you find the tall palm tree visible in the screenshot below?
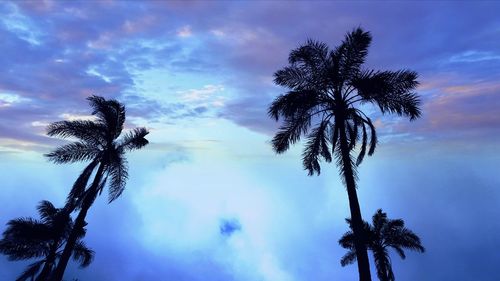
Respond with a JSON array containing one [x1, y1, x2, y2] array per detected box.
[[0, 200, 93, 281], [45, 95, 149, 281], [268, 28, 421, 281], [339, 209, 425, 281]]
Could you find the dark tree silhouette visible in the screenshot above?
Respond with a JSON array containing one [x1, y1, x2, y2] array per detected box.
[[0, 201, 93, 281], [268, 28, 421, 281], [46, 96, 149, 281], [339, 209, 425, 281]]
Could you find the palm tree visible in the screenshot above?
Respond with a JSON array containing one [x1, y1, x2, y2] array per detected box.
[[45, 95, 149, 281], [339, 209, 425, 281], [0, 200, 93, 281], [268, 28, 421, 281]]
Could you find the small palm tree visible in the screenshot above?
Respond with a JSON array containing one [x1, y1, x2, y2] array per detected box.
[[0, 201, 93, 281], [339, 209, 425, 281], [45, 96, 149, 281], [268, 28, 421, 281]]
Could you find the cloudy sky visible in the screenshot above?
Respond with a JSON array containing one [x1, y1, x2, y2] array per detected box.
[[0, 1, 499, 280]]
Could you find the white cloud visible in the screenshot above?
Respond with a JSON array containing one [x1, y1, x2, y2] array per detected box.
[[449, 50, 500, 63], [181, 84, 225, 102]]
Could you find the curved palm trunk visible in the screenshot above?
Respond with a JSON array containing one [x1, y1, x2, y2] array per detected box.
[[51, 163, 105, 281], [337, 117, 372, 281]]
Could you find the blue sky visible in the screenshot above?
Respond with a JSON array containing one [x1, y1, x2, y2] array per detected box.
[[0, 1, 499, 280]]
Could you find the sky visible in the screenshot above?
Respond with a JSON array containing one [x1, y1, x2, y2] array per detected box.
[[0, 1, 499, 280]]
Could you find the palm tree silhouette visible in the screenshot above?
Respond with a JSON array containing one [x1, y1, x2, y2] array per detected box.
[[0, 201, 93, 281], [268, 28, 421, 281], [339, 209, 425, 281], [45, 95, 149, 281]]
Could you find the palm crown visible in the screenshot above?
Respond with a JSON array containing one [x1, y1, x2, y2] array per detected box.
[[339, 209, 425, 281], [269, 28, 420, 175], [45, 95, 149, 204], [0, 201, 93, 281]]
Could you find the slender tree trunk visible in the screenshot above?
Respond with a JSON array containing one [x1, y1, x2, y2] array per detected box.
[[51, 163, 105, 281], [337, 117, 372, 281]]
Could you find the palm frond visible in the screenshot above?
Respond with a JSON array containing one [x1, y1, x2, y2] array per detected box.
[[391, 245, 406, 259], [45, 142, 100, 164], [373, 249, 393, 281], [334, 141, 358, 184], [352, 70, 421, 120], [340, 250, 357, 267], [37, 201, 57, 225], [274, 66, 310, 90], [272, 115, 311, 153], [346, 120, 358, 150], [302, 120, 331, 175], [268, 90, 321, 121], [118, 127, 149, 152], [87, 95, 126, 140], [106, 151, 128, 203], [287, 40, 330, 91], [46, 120, 106, 146], [0, 216, 56, 261], [72, 241, 94, 268], [365, 117, 377, 155], [336, 28, 372, 81], [389, 228, 425, 253], [338, 229, 355, 249], [15, 259, 45, 281], [356, 121, 368, 166]]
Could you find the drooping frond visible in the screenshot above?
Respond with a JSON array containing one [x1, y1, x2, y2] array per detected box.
[[106, 151, 128, 203], [118, 127, 149, 152], [346, 119, 358, 150], [388, 227, 425, 254], [15, 259, 45, 281], [338, 226, 355, 250], [87, 95, 126, 140], [373, 248, 393, 281], [47, 120, 106, 146], [272, 116, 311, 153], [352, 70, 421, 120], [356, 121, 368, 166], [334, 140, 358, 184], [45, 142, 100, 164], [365, 117, 377, 156], [330, 123, 339, 154], [340, 250, 357, 267], [302, 119, 332, 175], [72, 241, 94, 268], [391, 245, 406, 259]]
